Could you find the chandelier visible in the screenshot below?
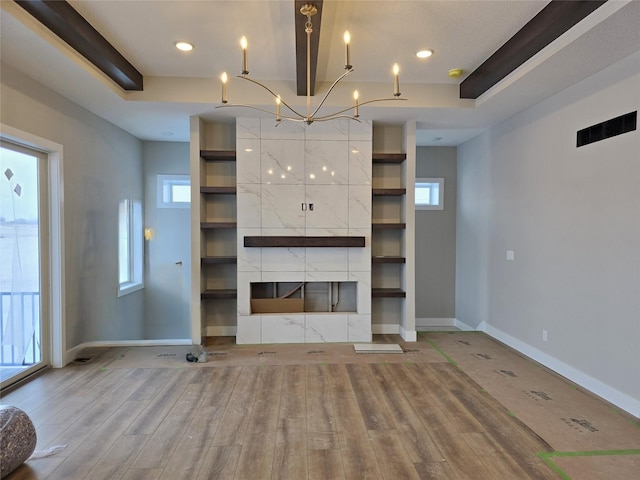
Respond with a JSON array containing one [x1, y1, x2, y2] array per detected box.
[[217, 3, 406, 125]]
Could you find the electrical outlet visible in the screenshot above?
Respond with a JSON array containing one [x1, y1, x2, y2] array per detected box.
[[506, 250, 515, 261], [542, 329, 548, 342]]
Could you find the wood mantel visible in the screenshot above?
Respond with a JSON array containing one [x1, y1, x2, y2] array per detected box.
[[244, 236, 365, 248]]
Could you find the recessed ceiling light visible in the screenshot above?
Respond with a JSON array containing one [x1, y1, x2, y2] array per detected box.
[[175, 41, 194, 52], [416, 49, 433, 59]]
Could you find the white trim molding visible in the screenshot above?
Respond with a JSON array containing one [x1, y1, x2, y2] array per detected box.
[[416, 318, 456, 329], [484, 323, 640, 418]]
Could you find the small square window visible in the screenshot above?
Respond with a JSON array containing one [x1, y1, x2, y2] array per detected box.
[[416, 178, 444, 210], [157, 174, 190, 208]]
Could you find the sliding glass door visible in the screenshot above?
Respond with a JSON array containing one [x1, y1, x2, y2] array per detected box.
[[0, 142, 48, 387]]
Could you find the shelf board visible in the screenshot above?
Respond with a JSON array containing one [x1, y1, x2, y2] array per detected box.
[[201, 222, 237, 229], [200, 150, 236, 161], [244, 236, 365, 248], [201, 256, 237, 264], [372, 153, 406, 163], [372, 288, 406, 298], [201, 186, 236, 194], [201, 289, 237, 299], [372, 256, 406, 264], [372, 188, 406, 196], [372, 223, 406, 229]]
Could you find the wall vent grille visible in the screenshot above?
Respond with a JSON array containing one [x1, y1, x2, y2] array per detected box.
[[577, 111, 637, 147]]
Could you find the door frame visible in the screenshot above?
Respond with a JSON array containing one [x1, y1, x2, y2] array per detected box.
[[1, 123, 65, 374]]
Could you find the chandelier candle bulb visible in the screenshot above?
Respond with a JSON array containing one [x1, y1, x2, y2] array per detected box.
[[393, 63, 400, 96], [240, 36, 248, 74], [353, 90, 359, 117], [221, 72, 228, 103], [276, 96, 281, 122], [344, 31, 351, 69]]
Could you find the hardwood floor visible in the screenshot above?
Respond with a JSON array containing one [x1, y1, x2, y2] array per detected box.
[[1, 339, 560, 479]]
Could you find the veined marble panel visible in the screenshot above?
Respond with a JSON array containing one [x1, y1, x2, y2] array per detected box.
[[348, 141, 372, 185], [305, 140, 348, 185], [260, 118, 305, 139], [236, 139, 261, 184], [237, 184, 261, 228], [261, 139, 305, 185], [237, 272, 261, 316], [236, 118, 261, 139], [348, 119, 373, 141], [348, 228, 371, 272], [237, 228, 261, 272], [306, 248, 348, 272], [304, 271, 349, 282], [262, 184, 305, 229], [261, 315, 305, 343], [261, 227, 306, 237], [349, 185, 372, 229], [304, 228, 349, 237], [348, 314, 372, 342], [305, 185, 348, 229], [236, 315, 261, 344], [349, 271, 371, 314], [261, 271, 305, 283], [261, 247, 306, 272], [305, 315, 349, 342], [303, 119, 349, 140]]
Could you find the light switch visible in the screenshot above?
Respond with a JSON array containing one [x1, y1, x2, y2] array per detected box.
[[506, 250, 515, 261]]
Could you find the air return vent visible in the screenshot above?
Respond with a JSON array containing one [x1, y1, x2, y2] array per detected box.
[[577, 111, 636, 147]]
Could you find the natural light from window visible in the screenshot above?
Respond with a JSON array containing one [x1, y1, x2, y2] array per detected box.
[[415, 178, 444, 210]]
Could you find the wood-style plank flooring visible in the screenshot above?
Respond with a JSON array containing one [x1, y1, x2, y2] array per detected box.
[[2, 337, 559, 480]]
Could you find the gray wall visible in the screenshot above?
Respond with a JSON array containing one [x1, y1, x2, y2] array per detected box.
[[1, 63, 145, 347], [456, 51, 640, 414], [415, 147, 456, 319], [142, 141, 191, 339]]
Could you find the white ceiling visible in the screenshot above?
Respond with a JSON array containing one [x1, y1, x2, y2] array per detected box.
[[1, 0, 639, 145]]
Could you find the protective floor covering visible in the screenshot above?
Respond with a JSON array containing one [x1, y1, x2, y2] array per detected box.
[[74, 332, 640, 479]]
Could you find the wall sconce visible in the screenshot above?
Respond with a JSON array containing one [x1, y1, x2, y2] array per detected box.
[[144, 227, 154, 241]]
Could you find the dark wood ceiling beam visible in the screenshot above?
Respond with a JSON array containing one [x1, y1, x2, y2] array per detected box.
[[460, 0, 607, 99], [15, 0, 143, 91], [294, 0, 323, 96]]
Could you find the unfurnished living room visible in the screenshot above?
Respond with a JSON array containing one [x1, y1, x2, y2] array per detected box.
[[0, 1, 639, 479]]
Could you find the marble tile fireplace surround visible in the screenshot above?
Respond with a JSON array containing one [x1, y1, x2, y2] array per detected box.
[[235, 118, 373, 344]]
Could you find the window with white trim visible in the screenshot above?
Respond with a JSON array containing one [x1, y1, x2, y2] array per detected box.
[[157, 174, 190, 208], [415, 178, 444, 210], [118, 198, 143, 296]]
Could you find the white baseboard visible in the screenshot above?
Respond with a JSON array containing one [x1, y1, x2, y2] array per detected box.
[[484, 324, 640, 418], [206, 326, 237, 337], [416, 318, 456, 329], [454, 319, 481, 331], [63, 339, 192, 366], [372, 324, 400, 334], [400, 326, 417, 342]]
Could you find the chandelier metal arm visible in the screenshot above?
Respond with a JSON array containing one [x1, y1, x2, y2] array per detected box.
[[312, 97, 407, 121], [235, 75, 306, 120], [309, 68, 353, 119]]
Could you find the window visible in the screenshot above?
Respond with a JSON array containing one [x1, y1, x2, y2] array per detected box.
[[157, 174, 190, 208], [118, 198, 143, 296], [415, 178, 444, 210]]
